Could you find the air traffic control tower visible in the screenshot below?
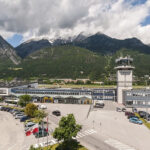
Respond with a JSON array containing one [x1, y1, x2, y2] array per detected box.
[[115, 56, 134, 104]]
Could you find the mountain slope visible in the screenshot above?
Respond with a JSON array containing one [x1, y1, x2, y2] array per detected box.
[[1, 45, 150, 81], [17, 45, 106, 79], [0, 35, 20, 65], [74, 33, 150, 54], [15, 39, 51, 58]]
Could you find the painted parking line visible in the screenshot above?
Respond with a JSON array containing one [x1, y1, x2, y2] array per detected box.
[[75, 129, 97, 139], [105, 138, 136, 150], [33, 129, 97, 148], [51, 139, 57, 144]]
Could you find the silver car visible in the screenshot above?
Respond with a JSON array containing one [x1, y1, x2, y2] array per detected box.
[[15, 114, 24, 119]]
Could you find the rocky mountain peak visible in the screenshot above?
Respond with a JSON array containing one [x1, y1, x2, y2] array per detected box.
[[0, 35, 20, 65]]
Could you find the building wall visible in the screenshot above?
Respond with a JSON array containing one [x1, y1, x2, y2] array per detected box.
[[117, 69, 133, 104], [124, 89, 150, 107], [10, 87, 116, 102], [0, 88, 10, 96], [92, 89, 116, 101]]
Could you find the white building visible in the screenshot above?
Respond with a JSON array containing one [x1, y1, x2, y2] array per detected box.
[[115, 56, 134, 104]]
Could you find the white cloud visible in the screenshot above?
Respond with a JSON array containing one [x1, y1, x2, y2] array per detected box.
[[0, 0, 150, 44]]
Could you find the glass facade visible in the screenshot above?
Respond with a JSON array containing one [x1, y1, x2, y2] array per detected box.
[[11, 88, 116, 101]]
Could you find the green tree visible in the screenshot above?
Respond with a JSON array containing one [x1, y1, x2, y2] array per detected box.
[[18, 95, 31, 107], [25, 103, 38, 117], [86, 80, 91, 84], [53, 114, 82, 142], [29, 145, 45, 150], [34, 110, 47, 120], [0, 97, 3, 102]]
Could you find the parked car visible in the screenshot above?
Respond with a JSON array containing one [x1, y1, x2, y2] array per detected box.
[[35, 129, 49, 138], [13, 111, 21, 115], [3, 107, 9, 111], [138, 111, 146, 118], [146, 115, 150, 121], [52, 110, 61, 116], [5, 107, 12, 112], [128, 115, 139, 119], [9, 109, 14, 113], [39, 105, 47, 109], [25, 122, 36, 128], [129, 117, 143, 125], [0, 106, 2, 110], [125, 111, 134, 116], [20, 116, 30, 122], [94, 102, 105, 108], [122, 108, 126, 112], [13, 111, 24, 116], [143, 113, 150, 120], [24, 120, 33, 125], [25, 124, 36, 131], [132, 107, 137, 113], [116, 107, 122, 112], [15, 114, 24, 119], [32, 127, 46, 135], [10, 109, 17, 114]]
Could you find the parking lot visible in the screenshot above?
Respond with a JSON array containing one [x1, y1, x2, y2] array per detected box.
[[0, 111, 37, 150], [37, 102, 150, 150], [0, 102, 150, 150]]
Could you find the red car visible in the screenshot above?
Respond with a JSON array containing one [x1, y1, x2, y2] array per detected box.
[[125, 111, 134, 116]]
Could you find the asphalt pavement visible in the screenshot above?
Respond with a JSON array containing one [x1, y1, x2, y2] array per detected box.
[[1, 102, 150, 150]]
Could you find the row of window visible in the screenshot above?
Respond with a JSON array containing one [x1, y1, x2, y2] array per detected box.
[[11, 88, 116, 96], [11, 89, 91, 96], [93, 90, 115, 94], [126, 92, 150, 97], [92, 96, 115, 100]]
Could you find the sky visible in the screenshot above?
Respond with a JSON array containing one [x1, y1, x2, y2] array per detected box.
[[0, 0, 150, 47]]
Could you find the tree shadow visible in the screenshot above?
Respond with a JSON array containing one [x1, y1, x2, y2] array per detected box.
[[56, 139, 83, 150]]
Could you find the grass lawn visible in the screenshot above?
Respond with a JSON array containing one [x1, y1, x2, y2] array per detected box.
[[43, 140, 88, 150], [43, 144, 88, 150], [39, 84, 148, 89], [30, 142, 88, 150], [39, 84, 116, 89]]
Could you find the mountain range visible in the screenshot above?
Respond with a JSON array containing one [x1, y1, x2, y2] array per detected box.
[[15, 33, 150, 58], [0, 33, 150, 81]]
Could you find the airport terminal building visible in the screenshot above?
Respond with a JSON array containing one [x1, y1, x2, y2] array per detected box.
[[10, 86, 116, 104], [0, 82, 116, 104]]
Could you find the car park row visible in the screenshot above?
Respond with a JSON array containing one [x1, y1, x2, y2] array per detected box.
[[116, 107, 150, 125], [0, 105, 49, 138]]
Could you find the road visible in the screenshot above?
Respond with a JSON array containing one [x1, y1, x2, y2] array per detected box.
[[79, 133, 116, 150], [1, 102, 150, 150], [45, 103, 117, 150], [45, 102, 150, 150], [47, 115, 117, 150]]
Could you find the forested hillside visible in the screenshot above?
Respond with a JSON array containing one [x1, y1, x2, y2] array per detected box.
[[16, 46, 106, 79], [0, 33, 150, 83], [1, 45, 150, 83]]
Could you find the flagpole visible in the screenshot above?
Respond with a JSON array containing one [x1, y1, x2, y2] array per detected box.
[[47, 116, 48, 150], [38, 111, 40, 145], [37, 122, 39, 145], [42, 120, 44, 144]]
